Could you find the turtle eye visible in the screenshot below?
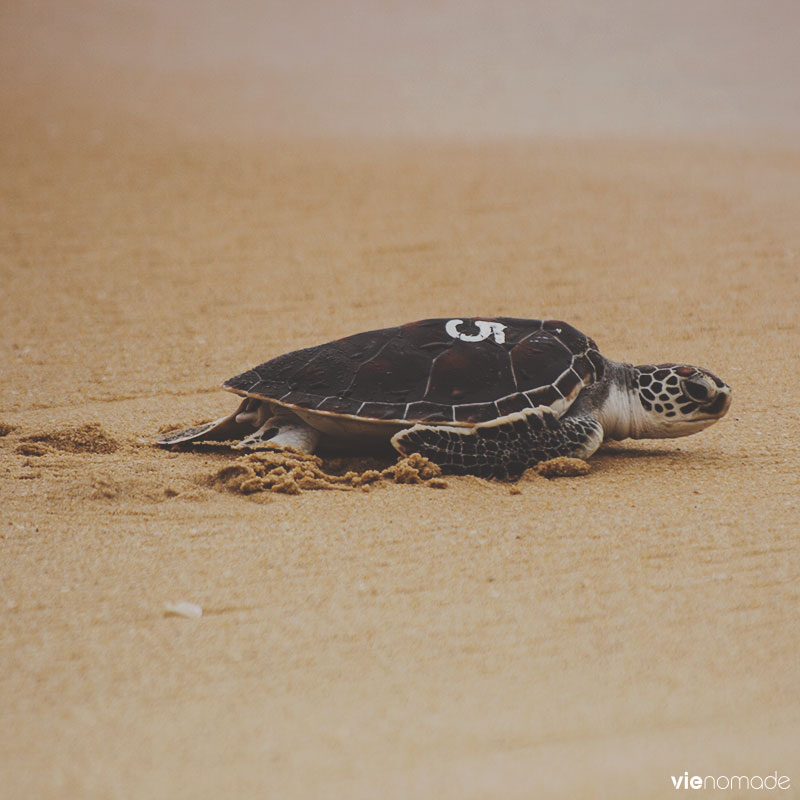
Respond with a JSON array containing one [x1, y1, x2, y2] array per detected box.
[[684, 378, 711, 402]]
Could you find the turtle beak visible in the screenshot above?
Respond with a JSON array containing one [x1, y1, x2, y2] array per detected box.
[[704, 388, 731, 417], [683, 373, 731, 420]]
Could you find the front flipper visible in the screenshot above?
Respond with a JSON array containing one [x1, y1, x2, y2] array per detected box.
[[391, 407, 603, 479]]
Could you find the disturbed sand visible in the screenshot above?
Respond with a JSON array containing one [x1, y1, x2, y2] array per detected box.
[[2, 3, 800, 798]]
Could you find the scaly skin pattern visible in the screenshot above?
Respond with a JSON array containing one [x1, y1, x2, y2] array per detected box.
[[392, 407, 603, 480]]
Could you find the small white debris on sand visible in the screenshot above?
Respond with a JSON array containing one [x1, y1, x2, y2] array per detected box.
[[164, 601, 203, 619]]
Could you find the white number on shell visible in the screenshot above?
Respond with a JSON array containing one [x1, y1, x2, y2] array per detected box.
[[445, 319, 507, 344]]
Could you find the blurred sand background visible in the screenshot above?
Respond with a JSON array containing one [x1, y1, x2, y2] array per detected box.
[[1, 1, 799, 797]]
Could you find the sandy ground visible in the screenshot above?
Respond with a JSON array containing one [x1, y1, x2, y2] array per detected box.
[[2, 3, 800, 798]]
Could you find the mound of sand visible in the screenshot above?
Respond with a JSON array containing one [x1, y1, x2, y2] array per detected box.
[[534, 457, 591, 479], [210, 447, 589, 495], [212, 447, 448, 494], [17, 423, 119, 455]]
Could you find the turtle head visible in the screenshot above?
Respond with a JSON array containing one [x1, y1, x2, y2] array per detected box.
[[629, 364, 731, 438]]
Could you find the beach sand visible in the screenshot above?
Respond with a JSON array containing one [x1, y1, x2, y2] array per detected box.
[[2, 3, 799, 797]]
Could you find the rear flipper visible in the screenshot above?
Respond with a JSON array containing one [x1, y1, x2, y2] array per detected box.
[[158, 398, 257, 445], [391, 407, 603, 480], [158, 398, 321, 453]]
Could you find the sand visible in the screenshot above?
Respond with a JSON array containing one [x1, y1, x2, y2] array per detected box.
[[2, 3, 800, 798]]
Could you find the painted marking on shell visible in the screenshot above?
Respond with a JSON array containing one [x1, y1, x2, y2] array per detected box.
[[445, 319, 507, 344]]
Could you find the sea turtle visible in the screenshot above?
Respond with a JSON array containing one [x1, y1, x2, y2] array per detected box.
[[158, 317, 731, 479]]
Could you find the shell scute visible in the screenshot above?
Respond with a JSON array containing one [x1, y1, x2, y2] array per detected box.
[[399, 319, 456, 352], [348, 339, 430, 402], [291, 349, 360, 394], [510, 332, 571, 389], [280, 390, 324, 407], [424, 340, 515, 405], [334, 329, 394, 360], [316, 396, 361, 414], [542, 319, 591, 353], [405, 401, 453, 423], [495, 317, 545, 345], [587, 349, 606, 381], [523, 385, 561, 409], [555, 369, 582, 399], [570, 354, 595, 384], [453, 402, 498, 423], [357, 401, 409, 420], [225, 368, 262, 394], [494, 393, 532, 416]]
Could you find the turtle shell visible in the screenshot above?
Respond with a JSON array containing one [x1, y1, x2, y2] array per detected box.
[[224, 318, 604, 426]]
